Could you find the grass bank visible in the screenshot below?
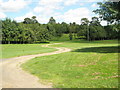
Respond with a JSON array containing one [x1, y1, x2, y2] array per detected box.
[[21, 39, 119, 88]]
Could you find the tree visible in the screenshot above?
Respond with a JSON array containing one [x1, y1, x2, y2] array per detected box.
[[48, 17, 56, 24], [61, 22, 69, 34], [2, 18, 19, 44], [69, 33, 73, 40], [23, 18, 32, 24], [68, 23, 74, 40], [32, 16, 38, 23], [47, 24, 56, 37], [81, 18, 89, 25], [90, 17, 101, 26], [2, 16, 57, 44], [104, 24, 119, 39], [53, 23, 63, 37], [77, 25, 86, 39], [23, 16, 38, 24], [93, 1, 120, 24], [89, 25, 106, 40], [80, 18, 90, 40], [93, 1, 119, 40], [89, 17, 106, 40]]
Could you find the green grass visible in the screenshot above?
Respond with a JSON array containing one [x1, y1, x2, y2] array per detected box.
[[1, 44, 57, 59], [21, 39, 119, 88], [51, 34, 70, 42], [51, 39, 118, 49]]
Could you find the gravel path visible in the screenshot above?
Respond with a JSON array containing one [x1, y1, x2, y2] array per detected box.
[[0, 43, 71, 88]]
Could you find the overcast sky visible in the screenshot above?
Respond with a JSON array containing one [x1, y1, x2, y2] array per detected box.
[[0, 0, 107, 25]]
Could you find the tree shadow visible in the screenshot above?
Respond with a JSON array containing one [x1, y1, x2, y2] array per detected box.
[[72, 46, 119, 53]]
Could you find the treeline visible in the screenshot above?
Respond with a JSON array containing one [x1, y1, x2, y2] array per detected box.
[[1, 17, 62, 44], [1, 1, 119, 44], [1, 16, 119, 44], [1, 16, 69, 44]]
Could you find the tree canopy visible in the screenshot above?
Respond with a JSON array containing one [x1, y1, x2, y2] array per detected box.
[[93, 1, 120, 24]]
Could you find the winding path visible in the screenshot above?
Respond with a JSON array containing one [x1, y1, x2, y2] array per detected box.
[[0, 43, 71, 88]]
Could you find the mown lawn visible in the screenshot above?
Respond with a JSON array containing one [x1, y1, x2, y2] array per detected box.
[[1, 44, 57, 59], [21, 39, 119, 88]]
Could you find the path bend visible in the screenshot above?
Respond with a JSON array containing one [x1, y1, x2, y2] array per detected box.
[[0, 43, 71, 88]]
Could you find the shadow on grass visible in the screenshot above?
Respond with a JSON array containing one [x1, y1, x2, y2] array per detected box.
[[72, 46, 119, 53]]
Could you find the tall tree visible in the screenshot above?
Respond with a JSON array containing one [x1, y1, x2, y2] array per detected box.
[[81, 18, 90, 40], [68, 23, 74, 40], [61, 22, 69, 34], [23, 16, 38, 24], [23, 18, 32, 24], [93, 1, 120, 24], [90, 17, 101, 26], [48, 17, 56, 24], [32, 16, 38, 23], [89, 17, 106, 40], [93, 1, 119, 39]]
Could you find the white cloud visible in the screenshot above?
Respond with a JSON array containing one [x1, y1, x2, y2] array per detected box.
[[39, 0, 63, 6], [88, 0, 97, 2], [0, 12, 6, 19], [34, 7, 93, 24], [80, 3, 84, 6], [34, 6, 55, 16], [14, 12, 35, 22], [33, 7, 44, 13], [64, 0, 79, 6], [33, 0, 64, 16], [87, 0, 101, 2], [0, 0, 31, 12], [100, 21, 107, 26], [36, 16, 50, 24], [91, 3, 98, 8], [34, 12, 61, 24], [38, 0, 63, 10], [55, 7, 92, 24], [13, 0, 101, 24], [78, 0, 102, 2], [0, 0, 2, 1], [33, 0, 94, 24]]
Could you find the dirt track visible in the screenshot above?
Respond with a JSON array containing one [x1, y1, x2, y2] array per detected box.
[[0, 43, 71, 88]]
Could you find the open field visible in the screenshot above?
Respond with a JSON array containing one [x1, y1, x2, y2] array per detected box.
[[1, 44, 57, 59], [21, 39, 119, 88]]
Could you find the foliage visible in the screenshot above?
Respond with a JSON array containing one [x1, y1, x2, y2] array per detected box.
[[2, 12, 119, 44], [93, 1, 120, 24], [48, 17, 56, 24], [92, 1, 119, 40], [2, 18, 60, 44], [89, 17, 106, 40], [104, 24, 119, 39], [80, 18, 90, 40], [23, 16, 38, 24], [61, 22, 69, 34]]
